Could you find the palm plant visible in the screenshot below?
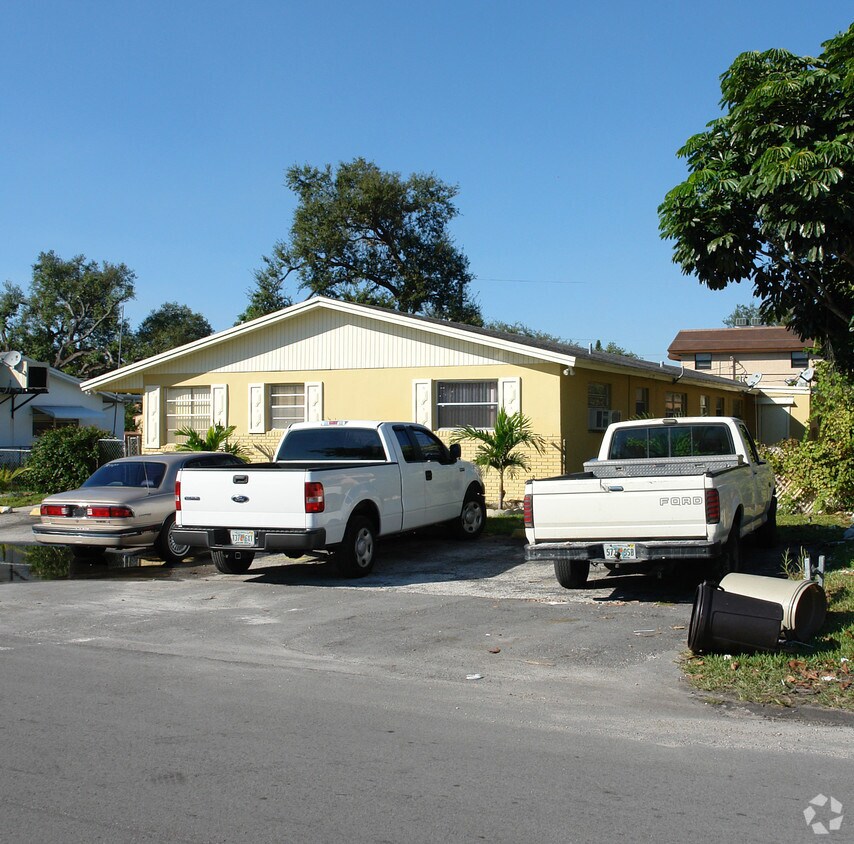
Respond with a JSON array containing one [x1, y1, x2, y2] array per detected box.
[[452, 409, 545, 509], [175, 424, 247, 459], [0, 465, 30, 492]]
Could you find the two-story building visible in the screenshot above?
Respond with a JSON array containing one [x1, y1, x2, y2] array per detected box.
[[667, 325, 816, 444]]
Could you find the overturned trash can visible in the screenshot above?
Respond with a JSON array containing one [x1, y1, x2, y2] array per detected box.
[[688, 581, 783, 654], [718, 573, 827, 642]]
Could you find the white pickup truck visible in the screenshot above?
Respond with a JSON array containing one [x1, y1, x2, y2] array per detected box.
[[523, 417, 776, 588], [173, 420, 485, 577]]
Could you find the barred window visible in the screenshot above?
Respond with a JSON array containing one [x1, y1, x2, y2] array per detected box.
[[166, 387, 211, 444], [437, 381, 498, 428], [270, 384, 305, 429]]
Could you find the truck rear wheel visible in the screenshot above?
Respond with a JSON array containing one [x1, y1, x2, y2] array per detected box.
[[554, 559, 589, 589], [338, 515, 376, 578], [211, 549, 255, 574]]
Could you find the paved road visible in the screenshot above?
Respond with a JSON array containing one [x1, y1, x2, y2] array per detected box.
[[2, 516, 852, 842]]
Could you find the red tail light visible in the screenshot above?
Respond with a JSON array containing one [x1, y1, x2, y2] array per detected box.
[[705, 489, 720, 524], [305, 482, 325, 513], [87, 506, 134, 518], [523, 493, 533, 528], [175, 479, 181, 511], [41, 504, 70, 517]]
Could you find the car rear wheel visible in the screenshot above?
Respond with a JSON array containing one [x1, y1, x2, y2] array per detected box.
[[211, 549, 255, 574], [554, 559, 590, 589], [156, 515, 192, 566]]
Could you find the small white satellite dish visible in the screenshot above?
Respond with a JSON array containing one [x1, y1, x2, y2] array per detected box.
[[745, 373, 763, 389], [0, 350, 22, 368], [800, 367, 815, 382]]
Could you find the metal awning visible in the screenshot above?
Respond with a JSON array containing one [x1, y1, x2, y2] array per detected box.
[[34, 405, 107, 421]]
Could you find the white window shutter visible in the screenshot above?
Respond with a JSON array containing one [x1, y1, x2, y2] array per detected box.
[[248, 383, 265, 433], [413, 379, 432, 428], [143, 385, 160, 449], [305, 382, 323, 422], [499, 377, 521, 415], [211, 384, 228, 427]]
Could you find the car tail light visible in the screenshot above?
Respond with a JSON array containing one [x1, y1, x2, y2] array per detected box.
[[305, 482, 325, 513], [86, 506, 134, 519], [175, 480, 181, 511], [705, 489, 720, 524], [41, 504, 70, 517], [523, 493, 533, 528]]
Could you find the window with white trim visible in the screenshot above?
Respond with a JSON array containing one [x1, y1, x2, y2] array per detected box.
[[166, 387, 211, 444], [715, 397, 725, 416], [436, 381, 498, 428], [694, 353, 712, 370], [270, 384, 306, 429], [634, 387, 649, 416], [699, 395, 709, 417]]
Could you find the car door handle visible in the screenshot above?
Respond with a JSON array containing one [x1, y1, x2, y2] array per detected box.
[[425, 470, 432, 481]]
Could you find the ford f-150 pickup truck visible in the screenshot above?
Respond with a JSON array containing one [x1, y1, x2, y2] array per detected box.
[[523, 417, 776, 588], [173, 420, 485, 577]]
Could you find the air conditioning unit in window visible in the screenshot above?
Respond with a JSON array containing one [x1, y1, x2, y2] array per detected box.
[[588, 408, 612, 430]]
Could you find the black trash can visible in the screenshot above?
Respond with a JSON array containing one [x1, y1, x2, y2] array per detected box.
[[688, 581, 783, 654]]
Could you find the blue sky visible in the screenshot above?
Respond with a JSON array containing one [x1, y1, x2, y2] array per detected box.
[[2, 1, 851, 363]]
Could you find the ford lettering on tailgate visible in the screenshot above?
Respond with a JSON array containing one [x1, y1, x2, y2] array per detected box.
[[659, 496, 703, 506]]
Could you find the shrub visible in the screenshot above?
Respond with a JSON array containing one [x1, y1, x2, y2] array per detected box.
[[27, 426, 107, 493]]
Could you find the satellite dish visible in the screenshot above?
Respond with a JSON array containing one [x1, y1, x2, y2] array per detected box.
[[745, 373, 763, 389], [800, 367, 815, 382], [0, 350, 22, 368]]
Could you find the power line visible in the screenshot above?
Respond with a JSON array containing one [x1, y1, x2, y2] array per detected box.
[[474, 277, 585, 285]]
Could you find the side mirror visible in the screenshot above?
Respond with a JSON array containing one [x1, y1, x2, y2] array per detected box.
[[448, 443, 461, 462]]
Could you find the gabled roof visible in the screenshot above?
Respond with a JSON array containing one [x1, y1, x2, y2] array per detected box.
[[668, 326, 814, 358], [80, 297, 750, 393]]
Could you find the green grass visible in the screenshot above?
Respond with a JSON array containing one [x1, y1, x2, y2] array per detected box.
[[484, 514, 524, 536], [0, 490, 44, 509], [684, 514, 854, 711]]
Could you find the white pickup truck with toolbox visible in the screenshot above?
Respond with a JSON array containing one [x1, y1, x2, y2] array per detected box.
[[173, 420, 485, 577], [523, 417, 776, 588]]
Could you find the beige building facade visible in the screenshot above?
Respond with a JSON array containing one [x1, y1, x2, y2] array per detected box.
[[668, 326, 817, 444], [83, 298, 757, 505]]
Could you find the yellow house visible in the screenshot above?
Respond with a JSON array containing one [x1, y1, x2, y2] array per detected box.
[[81, 298, 757, 505]]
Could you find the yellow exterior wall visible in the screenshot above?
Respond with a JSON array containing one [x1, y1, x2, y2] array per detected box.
[[142, 362, 754, 507]]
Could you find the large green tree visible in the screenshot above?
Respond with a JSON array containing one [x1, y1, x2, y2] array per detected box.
[[8, 251, 135, 378], [129, 301, 213, 362], [245, 158, 482, 325], [658, 24, 854, 372]]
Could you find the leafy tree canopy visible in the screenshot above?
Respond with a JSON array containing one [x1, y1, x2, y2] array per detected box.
[[235, 269, 292, 325], [247, 157, 482, 325], [722, 303, 782, 327], [594, 340, 640, 359], [6, 251, 135, 378], [486, 320, 575, 345], [129, 301, 213, 362], [659, 24, 854, 372]]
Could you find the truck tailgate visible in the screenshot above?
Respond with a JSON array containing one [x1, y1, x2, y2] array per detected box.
[[177, 467, 308, 530], [529, 474, 710, 541]]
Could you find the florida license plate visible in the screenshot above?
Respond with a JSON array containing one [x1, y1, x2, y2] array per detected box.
[[604, 543, 636, 560], [230, 530, 255, 547]]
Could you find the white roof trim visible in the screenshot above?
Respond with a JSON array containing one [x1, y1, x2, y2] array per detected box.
[[80, 297, 577, 391]]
